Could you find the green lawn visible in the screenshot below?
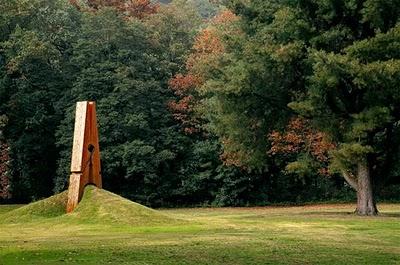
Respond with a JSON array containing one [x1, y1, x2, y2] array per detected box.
[[0, 192, 399, 264]]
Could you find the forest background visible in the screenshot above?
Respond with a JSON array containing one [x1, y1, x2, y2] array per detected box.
[[1, 0, 399, 212]]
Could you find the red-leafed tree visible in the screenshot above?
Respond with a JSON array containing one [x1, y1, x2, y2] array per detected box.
[[0, 115, 11, 199], [0, 141, 11, 200], [168, 74, 203, 134], [0, 115, 11, 200], [269, 118, 336, 176], [168, 10, 239, 136]]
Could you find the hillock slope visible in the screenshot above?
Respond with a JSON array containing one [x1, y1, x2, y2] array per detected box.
[[0, 186, 180, 226]]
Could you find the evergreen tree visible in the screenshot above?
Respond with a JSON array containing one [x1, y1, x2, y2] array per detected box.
[[290, 4, 400, 215], [200, 0, 400, 215]]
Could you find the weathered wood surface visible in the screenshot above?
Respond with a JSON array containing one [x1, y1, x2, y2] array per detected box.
[[67, 101, 102, 213]]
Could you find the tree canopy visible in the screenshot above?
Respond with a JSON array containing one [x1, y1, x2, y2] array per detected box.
[[180, 0, 400, 214]]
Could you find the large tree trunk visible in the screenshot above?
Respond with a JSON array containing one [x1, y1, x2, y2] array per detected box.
[[355, 162, 378, 216]]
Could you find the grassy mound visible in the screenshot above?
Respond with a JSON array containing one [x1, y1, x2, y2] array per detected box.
[[1, 186, 181, 226], [0, 191, 68, 223], [63, 186, 180, 225]]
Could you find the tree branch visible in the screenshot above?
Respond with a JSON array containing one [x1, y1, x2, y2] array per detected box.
[[341, 170, 358, 191]]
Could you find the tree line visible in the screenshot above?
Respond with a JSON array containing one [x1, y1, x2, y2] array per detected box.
[[1, 0, 399, 215]]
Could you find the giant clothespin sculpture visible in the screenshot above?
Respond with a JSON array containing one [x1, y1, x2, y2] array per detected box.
[[66, 101, 102, 213]]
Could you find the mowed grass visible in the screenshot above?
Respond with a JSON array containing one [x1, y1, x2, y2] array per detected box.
[[0, 189, 399, 265]]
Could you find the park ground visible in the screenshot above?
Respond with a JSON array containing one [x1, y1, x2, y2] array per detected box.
[[0, 189, 399, 265]]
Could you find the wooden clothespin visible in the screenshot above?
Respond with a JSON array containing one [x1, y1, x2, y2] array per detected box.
[[66, 101, 102, 213]]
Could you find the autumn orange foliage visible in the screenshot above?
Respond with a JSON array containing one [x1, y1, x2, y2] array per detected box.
[[168, 74, 201, 134], [169, 74, 202, 96], [219, 138, 250, 168], [211, 9, 239, 24], [168, 10, 238, 135], [69, 0, 158, 19], [193, 28, 225, 54], [269, 118, 336, 175]]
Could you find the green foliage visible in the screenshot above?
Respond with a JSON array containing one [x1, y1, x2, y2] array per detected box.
[[285, 155, 315, 177], [287, 1, 400, 191], [0, 0, 78, 201], [186, 0, 223, 18], [52, 8, 199, 207], [196, 1, 309, 170], [350, 107, 393, 140], [0, 0, 204, 204], [330, 143, 374, 173], [145, 0, 202, 72]]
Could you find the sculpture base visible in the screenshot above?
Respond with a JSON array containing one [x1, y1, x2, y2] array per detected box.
[[66, 173, 81, 213]]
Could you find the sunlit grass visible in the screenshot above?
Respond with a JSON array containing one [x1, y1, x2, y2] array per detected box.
[[0, 190, 399, 265]]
